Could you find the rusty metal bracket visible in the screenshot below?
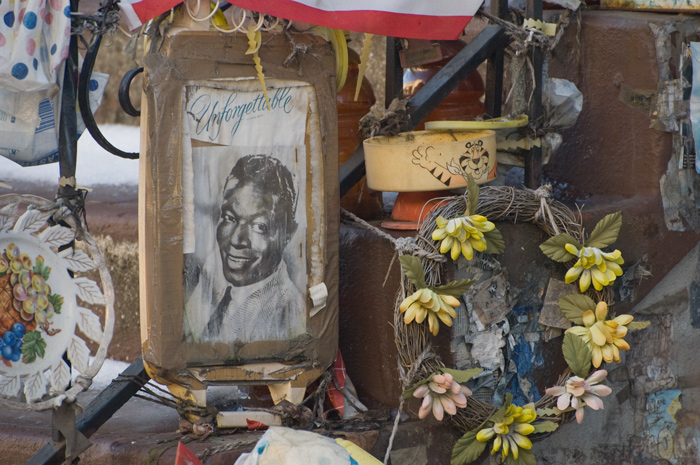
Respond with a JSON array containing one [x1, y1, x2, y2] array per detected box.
[[25, 356, 150, 465], [51, 403, 92, 464]]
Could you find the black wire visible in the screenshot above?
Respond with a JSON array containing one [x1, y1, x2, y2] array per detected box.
[[77, 34, 139, 159], [75, 0, 139, 159]]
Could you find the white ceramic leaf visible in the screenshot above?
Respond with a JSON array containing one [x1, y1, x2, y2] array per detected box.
[[59, 249, 96, 272], [0, 375, 20, 397], [67, 336, 89, 373], [0, 215, 12, 233], [50, 359, 71, 393], [39, 226, 75, 249], [74, 277, 106, 305], [24, 371, 47, 402], [0, 203, 17, 217], [77, 307, 103, 343], [13, 209, 51, 234], [0, 204, 17, 232]]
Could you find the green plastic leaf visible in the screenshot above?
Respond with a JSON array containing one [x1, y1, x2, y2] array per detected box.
[[585, 212, 622, 249], [483, 228, 505, 254], [399, 255, 427, 289], [440, 367, 483, 384], [536, 407, 561, 417], [558, 294, 596, 325], [21, 331, 47, 364], [434, 279, 474, 298], [532, 421, 559, 434], [465, 174, 479, 216], [562, 332, 592, 378], [401, 376, 431, 400], [539, 233, 581, 262], [627, 321, 651, 331], [505, 449, 537, 465], [451, 430, 487, 465], [489, 393, 513, 423]]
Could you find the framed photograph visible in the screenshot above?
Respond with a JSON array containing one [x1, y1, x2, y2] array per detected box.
[[138, 31, 338, 388]]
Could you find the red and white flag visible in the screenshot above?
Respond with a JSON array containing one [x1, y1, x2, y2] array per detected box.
[[120, 0, 482, 39], [227, 0, 483, 40], [120, 0, 183, 30]]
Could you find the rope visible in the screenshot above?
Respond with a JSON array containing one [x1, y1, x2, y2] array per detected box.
[[197, 438, 261, 461], [340, 208, 447, 263], [532, 184, 561, 236], [383, 348, 438, 464]]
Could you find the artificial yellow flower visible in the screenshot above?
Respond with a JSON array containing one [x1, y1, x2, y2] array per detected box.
[[566, 301, 633, 367], [564, 244, 624, 292], [476, 405, 536, 462], [400, 288, 460, 336], [432, 214, 494, 261]]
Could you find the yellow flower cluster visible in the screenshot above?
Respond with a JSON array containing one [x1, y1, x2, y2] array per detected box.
[[564, 244, 624, 292], [432, 215, 495, 261], [476, 405, 536, 462], [400, 288, 460, 336], [566, 301, 633, 367]]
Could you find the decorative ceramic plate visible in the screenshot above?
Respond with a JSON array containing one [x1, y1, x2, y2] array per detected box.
[[0, 198, 113, 409]]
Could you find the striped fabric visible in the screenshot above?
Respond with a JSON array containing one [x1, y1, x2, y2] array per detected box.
[[120, 0, 482, 39]]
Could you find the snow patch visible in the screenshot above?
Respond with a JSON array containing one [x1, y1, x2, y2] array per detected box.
[[1, 125, 140, 186]]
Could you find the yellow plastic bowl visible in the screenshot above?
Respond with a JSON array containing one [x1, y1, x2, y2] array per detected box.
[[363, 129, 497, 192]]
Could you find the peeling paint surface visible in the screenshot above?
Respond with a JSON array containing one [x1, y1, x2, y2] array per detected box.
[[506, 332, 545, 404], [644, 390, 700, 463], [602, 0, 700, 11]]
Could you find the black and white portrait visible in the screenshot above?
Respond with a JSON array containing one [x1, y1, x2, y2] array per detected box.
[[183, 146, 307, 344]]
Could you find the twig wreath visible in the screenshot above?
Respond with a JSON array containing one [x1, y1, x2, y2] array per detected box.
[[389, 176, 649, 465]]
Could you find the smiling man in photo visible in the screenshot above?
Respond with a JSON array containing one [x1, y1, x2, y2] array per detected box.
[[185, 154, 306, 343]]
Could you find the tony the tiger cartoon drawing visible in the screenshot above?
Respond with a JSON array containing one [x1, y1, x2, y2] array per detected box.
[[411, 140, 492, 186]]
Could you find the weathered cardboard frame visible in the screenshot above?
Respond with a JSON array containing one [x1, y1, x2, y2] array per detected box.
[[138, 30, 338, 390]]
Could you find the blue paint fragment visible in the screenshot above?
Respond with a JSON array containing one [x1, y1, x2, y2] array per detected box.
[[506, 333, 545, 405], [512, 305, 534, 317]]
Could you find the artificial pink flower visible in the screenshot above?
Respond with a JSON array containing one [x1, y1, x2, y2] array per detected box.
[[413, 372, 472, 421], [545, 370, 612, 424]]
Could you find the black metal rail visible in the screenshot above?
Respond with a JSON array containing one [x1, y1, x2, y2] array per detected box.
[[525, 0, 544, 188], [339, 24, 510, 198]]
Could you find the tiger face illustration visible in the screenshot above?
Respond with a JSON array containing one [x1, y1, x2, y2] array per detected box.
[[459, 140, 490, 177]]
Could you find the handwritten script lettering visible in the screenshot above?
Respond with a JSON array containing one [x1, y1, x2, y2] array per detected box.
[[188, 87, 294, 142]]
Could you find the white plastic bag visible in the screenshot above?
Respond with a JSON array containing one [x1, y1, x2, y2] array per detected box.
[[234, 427, 357, 465], [0, 71, 109, 167]]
